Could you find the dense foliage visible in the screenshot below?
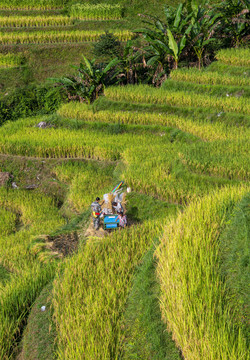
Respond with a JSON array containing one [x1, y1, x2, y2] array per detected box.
[[0, 84, 65, 125]]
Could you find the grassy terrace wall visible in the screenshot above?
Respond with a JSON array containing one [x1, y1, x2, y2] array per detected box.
[[156, 186, 249, 360], [219, 194, 250, 343]]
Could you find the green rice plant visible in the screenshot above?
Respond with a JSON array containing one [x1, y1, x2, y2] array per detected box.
[[0, 117, 121, 160], [219, 195, 249, 340], [207, 61, 250, 77], [0, 116, 245, 204], [105, 85, 250, 115], [121, 143, 235, 205], [52, 219, 165, 359], [94, 97, 250, 128], [0, 0, 66, 10], [0, 264, 11, 288], [0, 208, 16, 236], [155, 185, 249, 360], [179, 139, 250, 180], [216, 48, 250, 67], [0, 52, 25, 68], [162, 80, 250, 98], [70, 3, 123, 20], [54, 161, 115, 211], [0, 187, 65, 358], [0, 29, 132, 44], [0, 188, 65, 272], [170, 68, 250, 87], [57, 103, 249, 142], [0, 15, 73, 28], [0, 263, 58, 359], [0, 116, 168, 161]]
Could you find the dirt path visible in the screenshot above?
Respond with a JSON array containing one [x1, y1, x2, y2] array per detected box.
[[0, 153, 118, 163]]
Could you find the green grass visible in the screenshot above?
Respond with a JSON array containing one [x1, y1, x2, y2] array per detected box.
[[0, 65, 34, 92], [0, 43, 92, 91], [121, 244, 182, 360], [0, 9, 64, 16], [0, 0, 66, 10], [0, 52, 26, 68], [19, 283, 57, 360]]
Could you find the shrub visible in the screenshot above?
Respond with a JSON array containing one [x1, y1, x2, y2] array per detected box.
[[0, 84, 66, 125], [92, 31, 122, 59]]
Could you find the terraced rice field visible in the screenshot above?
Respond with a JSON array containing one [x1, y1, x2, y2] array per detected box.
[[0, 15, 74, 27], [0, 0, 129, 89], [0, 29, 132, 44], [0, 7, 249, 360], [70, 3, 123, 20], [0, 0, 66, 10]]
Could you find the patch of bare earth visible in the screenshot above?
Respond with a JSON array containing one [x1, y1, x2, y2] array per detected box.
[[46, 232, 79, 257]]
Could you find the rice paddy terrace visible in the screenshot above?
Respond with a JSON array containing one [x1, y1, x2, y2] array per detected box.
[[0, 0, 171, 90], [0, 1, 250, 359]]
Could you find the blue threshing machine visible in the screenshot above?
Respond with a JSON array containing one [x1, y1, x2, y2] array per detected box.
[[103, 214, 119, 230]]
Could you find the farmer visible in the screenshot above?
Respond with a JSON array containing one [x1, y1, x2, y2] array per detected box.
[[112, 201, 124, 214], [116, 211, 127, 228], [91, 197, 102, 230]]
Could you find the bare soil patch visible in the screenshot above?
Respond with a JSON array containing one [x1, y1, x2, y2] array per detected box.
[[46, 231, 78, 257]]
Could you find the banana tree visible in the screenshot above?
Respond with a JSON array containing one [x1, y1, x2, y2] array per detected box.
[[143, 38, 170, 82], [189, 4, 220, 69], [135, 3, 194, 72], [119, 40, 147, 84], [51, 56, 121, 103], [166, 28, 188, 69]]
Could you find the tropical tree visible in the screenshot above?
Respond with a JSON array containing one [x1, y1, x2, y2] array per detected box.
[[92, 31, 122, 60], [51, 56, 121, 103], [119, 40, 146, 84], [188, 3, 221, 69], [166, 27, 190, 69], [216, 0, 249, 47], [135, 3, 194, 72]]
